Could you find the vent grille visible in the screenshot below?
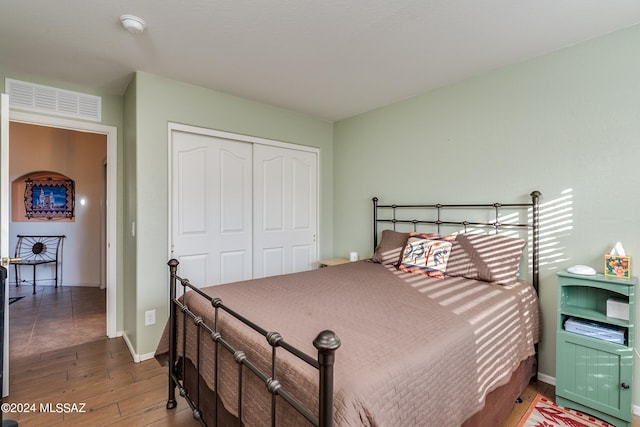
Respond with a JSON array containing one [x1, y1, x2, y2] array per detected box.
[[5, 78, 102, 122]]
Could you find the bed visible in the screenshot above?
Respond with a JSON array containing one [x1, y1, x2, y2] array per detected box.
[[155, 191, 542, 426]]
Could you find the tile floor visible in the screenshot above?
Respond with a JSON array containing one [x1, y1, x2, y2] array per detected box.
[[8, 283, 106, 358]]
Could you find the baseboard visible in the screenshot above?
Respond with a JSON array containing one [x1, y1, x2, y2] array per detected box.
[[139, 351, 157, 362], [122, 332, 141, 363], [537, 372, 555, 386], [121, 331, 158, 363], [11, 281, 101, 288]]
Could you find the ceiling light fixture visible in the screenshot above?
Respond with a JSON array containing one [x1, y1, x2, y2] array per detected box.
[[120, 14, 146, 34]]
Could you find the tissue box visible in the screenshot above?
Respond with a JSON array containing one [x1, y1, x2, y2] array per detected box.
[[604, 255, 631, 278], [607, 298, 629, 321]]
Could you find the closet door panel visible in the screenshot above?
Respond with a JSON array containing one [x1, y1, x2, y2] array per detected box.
[[177, 254, 207, 291], [254, 145, 317, 277], [220, 250, 248, 284], [261, 247, 285, 278], [255, 151, 286, 277], [177, 148, 207, 234], [171, 130, 252, 286], [260, 156, 285, 231], [220, 149, 249, 233], [217, 147, 251, 282], [292, 245, 312, 273], [292, 158, 312, 230]]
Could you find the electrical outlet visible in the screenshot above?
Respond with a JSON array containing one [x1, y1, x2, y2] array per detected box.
[[144, 309, 156, 326]]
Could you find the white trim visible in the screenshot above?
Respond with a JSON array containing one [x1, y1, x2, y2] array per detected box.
[[138, 351, 157, 362], [121, 332, 140, 363], [2, 94, 10, 397], [168, 122, 320, 154], [9, 111, 119, 338], [121, 331, 154, 363], [537, 372, 555, 386]]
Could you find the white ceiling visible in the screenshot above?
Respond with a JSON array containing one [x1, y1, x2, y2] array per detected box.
[[1, 1, 640, 121]]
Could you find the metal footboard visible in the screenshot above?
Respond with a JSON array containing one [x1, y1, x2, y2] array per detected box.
[[166, 259, 341, 427]]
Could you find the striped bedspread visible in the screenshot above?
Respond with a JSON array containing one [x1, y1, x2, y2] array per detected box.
[[156, 260, 540, 426]]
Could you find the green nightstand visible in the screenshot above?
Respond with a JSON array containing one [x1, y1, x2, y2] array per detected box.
[[556, 271, 637, 427]]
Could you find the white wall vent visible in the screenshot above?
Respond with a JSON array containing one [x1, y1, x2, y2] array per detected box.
[[5, 78, 102, 122]]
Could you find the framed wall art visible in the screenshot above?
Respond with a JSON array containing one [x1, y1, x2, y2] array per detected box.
[[24, 177, 75, 220]]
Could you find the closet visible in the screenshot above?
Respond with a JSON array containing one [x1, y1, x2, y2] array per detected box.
[[169, 124, 318, 287]]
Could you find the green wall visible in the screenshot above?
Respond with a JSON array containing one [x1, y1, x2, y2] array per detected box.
[[333, 24, 640, 402], [128, 72, 334, 356]]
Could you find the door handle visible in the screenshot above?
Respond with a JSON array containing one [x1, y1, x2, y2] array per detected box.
[[0, 257, 21, 267]]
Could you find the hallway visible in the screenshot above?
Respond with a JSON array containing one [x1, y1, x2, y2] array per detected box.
[[8, 284, 105, 358]]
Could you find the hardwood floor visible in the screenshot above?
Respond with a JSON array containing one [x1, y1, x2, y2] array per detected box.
[[499, 381, 555, 427], [4, 284, 199, 426], [3, 284, 639, 426]]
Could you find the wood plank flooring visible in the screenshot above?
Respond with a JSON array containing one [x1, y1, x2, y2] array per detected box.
[[4, 284, 199, 426], [3, 284, 639, 426]]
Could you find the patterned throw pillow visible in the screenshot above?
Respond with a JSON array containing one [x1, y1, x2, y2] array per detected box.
[[399, 233, 454, 279]]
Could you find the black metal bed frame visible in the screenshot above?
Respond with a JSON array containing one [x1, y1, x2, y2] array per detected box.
[[165, 190, 541, 426], [373, 190, 541, 292], [166, 260, 341, 427]]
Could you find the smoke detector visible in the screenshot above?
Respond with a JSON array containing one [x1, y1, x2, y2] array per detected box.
[[120, 14, 146, 34]]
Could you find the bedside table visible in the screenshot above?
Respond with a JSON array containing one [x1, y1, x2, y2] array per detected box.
[[318, 258, 349, 268], [556, 271, 637, 427]]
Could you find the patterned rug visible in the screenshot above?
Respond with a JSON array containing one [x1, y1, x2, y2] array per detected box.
[[517, 394, 613, 427]]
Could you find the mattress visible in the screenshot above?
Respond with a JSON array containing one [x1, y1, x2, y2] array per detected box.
[[156, 260, 540, 426]]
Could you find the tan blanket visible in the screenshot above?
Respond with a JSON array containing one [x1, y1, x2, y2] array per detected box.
[[156, 260, 540, 426]]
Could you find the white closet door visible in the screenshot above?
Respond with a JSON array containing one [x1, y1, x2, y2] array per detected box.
[[253, 145, 317, 277], [171, 130, 252, 286]]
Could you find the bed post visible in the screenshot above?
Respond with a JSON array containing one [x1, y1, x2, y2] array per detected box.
[[530, 191, 541, 293], [314, 330, 341, 427], [372, 197, 379, 251], [166, 258, 179, 409]]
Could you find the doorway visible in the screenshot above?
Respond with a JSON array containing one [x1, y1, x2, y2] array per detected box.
[[8, 111, 117, 339], [8, 123, 106, 355]]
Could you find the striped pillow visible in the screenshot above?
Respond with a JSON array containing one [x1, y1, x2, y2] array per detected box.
[[446, 233, 526, 285]]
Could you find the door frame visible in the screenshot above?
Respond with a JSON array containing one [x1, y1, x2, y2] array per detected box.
[[1, 94, 9, 396], [9, 111, 118, 338]]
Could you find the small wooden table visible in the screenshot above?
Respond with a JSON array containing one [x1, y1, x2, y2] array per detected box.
[[318, 258, 350, 268]]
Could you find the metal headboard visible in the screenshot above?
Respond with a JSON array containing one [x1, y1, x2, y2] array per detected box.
[[372, 191, 541, 292]]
